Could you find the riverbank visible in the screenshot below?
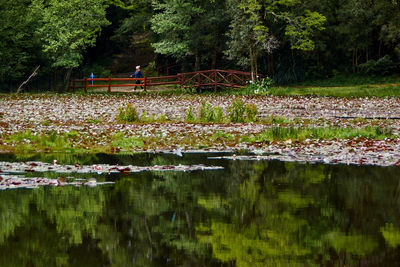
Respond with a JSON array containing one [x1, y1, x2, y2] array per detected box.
[[2, 93, 400, 165]]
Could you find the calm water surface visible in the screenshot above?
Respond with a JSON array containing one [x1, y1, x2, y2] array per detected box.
[[1, 152, 400, 266]]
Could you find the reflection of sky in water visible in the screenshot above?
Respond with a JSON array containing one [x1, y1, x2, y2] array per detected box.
[[0, 152, 400, 266]]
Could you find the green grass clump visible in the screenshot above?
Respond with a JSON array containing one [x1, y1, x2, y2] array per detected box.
[[185, 105, 196, 122], [117, 103, 138, 123], [261, 115, 292, 125], [199, 101, 217, 122], [253, 126, 396, 142], [244, 103, 258, 122], [5, 130, 81, 152], [112, 132, 144, 149], [185, 99, 259, 123], [228, 98, 245, 122], [185, 102, 224, 123], [268, 84, 400, 98], [211, 131, 235, 141]]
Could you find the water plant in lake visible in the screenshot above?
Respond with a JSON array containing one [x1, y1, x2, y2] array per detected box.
[[116, 103, 139, 123]]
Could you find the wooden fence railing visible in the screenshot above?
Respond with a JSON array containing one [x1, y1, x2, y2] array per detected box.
[[69, 69, 255, 93]]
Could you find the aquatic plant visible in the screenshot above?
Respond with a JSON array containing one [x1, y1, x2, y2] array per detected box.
[[228, 98, 245, 123], [117, 103, 138, 123]]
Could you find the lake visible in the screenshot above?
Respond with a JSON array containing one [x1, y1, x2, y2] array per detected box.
[[0, 152, 399, 266]]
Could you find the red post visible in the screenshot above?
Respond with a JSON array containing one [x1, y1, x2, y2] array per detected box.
[[84, 78, 87, 93], [214, 70, 217, 93], [197, 73, 200, 88], [178, 74, 183, 87], [230, 71, 234, 89], [67, 79, 71, 92], [144, 77, 147, 91], [73, 80, 75, 92], [108, 76, 111, 93]]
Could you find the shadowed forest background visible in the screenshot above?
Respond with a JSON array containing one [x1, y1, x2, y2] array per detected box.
[[1, 0, 399, 92]]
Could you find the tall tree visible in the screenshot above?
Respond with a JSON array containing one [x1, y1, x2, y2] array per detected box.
[[30, 0, 110, 90], [151, 0, 203, 68], [226, 0, 326, 78], [0, 0, 42, 89], [151, 0, 229, 70]]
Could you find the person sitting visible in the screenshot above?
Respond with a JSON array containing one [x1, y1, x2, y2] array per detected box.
[[130, 66, 144, 91]]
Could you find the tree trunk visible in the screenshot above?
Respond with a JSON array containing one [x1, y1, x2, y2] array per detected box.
[[250, 47, 255, 81], [195, 52, 200, 71], [267, 54, 274, 76], [53, 70, 58, 91], [61, 67, 73, 93], [255, 53, 258, 79], [211, 48, 217, 69]]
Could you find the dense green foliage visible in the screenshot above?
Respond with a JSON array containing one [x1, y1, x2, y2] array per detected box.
[[0, 0, 399, 91]]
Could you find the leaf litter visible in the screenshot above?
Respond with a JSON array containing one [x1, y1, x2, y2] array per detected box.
[[2, 94, 400, 166]]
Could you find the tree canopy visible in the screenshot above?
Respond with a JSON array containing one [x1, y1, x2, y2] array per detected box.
[[0, 0, 399, 91]]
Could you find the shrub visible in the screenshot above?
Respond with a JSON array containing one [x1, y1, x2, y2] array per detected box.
[[245, 103, 258, 122], [359, 55, 399, 76], [117, 103, 139, 123], [228, 98, 245, 122], [247, 77, 274, 94]]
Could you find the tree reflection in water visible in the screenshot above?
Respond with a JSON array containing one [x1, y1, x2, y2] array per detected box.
[[0, 153, 400, 266]]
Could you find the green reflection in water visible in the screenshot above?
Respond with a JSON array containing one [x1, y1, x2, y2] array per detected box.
[[0, 153, 400, 266]]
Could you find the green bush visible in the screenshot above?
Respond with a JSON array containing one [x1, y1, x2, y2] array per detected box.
[[245, 103, 258, 122], [246, 77, 274, 94], [228, 98, 245, 122], [359, 55, 399, 76], [117, 103, 139, 123]]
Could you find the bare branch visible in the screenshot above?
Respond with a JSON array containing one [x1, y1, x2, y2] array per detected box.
[[16, 65, 40, 93]]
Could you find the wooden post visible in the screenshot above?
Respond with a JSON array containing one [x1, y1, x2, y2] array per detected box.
[[72, 80, 75, 92], [197, 73, 200, 88], [108, 76, 111, 93], [230, 72, 233, 89], [84, 78, 87, 93], [144, 77, 147, 91], [179, 74, 184, 88], [214, 70, 217, 93]]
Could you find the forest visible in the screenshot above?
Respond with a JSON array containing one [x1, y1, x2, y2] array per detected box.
[[0, 0, 399, 91]]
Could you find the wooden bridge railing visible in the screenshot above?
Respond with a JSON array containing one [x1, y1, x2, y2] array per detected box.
[[68, 69, 255, 93]]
